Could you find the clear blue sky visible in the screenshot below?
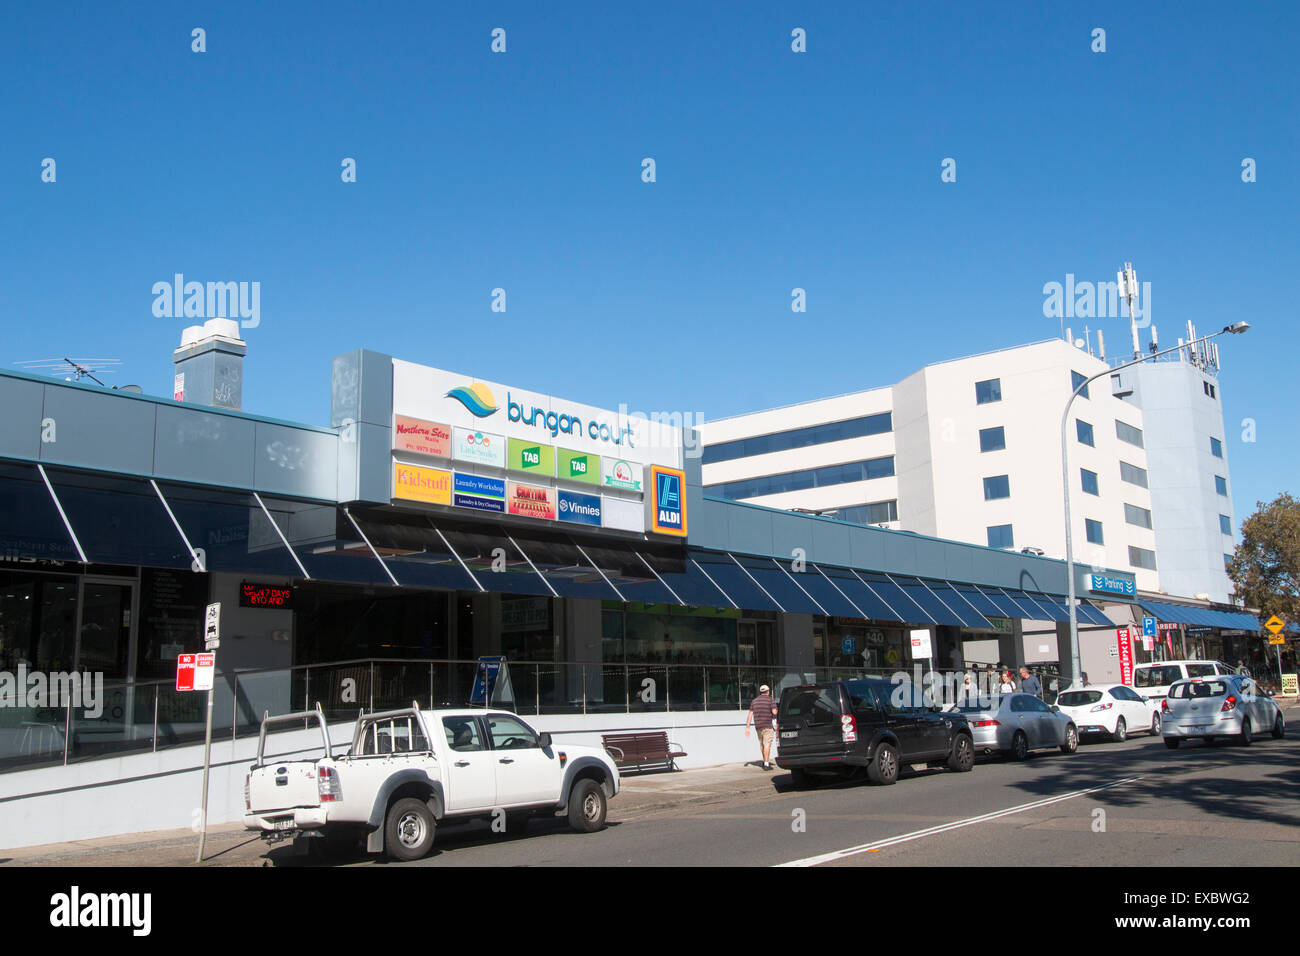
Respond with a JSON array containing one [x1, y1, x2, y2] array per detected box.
[[2, 1, 1296, 529]]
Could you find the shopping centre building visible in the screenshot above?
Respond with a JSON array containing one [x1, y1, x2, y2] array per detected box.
[[0, 322, 1276, 846]]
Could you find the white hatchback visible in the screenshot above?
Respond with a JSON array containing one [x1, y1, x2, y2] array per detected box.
[[1161, 675, 1285, 748], [1055, 684, 1161, 741]]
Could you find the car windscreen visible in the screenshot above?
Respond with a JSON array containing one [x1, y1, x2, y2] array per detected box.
[[1057, 691, 1102, 707], [1134, 665, 1183, 687], [1169, 680, 1228, 699], [1185, 663, 1218, 678]]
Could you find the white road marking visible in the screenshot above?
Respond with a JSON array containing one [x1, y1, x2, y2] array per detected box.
[[776, 775, 1144, 867]]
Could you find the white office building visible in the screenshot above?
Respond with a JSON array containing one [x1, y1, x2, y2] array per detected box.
[[701, 331, 1235, 604]]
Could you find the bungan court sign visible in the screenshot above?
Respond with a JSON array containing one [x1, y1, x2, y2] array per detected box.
[[388, 359, 686, 536]]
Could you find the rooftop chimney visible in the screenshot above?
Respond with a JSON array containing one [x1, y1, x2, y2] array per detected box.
[[172, 318, 246, 410]]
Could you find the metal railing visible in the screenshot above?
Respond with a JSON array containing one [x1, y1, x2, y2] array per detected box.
[[0, 656, 987, 774]]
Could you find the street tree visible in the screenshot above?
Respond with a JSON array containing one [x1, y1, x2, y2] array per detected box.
[[1227, 493, 1300, 624]]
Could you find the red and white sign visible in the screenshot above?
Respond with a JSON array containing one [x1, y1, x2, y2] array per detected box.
[[393, 415, 451, 458], [176, 653, 216, 692], [173, 373, 185, 402], [909, 629, 933, 660], [1116, 628, 1134, 685]]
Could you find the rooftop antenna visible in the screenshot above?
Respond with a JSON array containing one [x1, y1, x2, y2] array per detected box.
[[14, 357, 123, 387], [1117, 262, 1141, 359]]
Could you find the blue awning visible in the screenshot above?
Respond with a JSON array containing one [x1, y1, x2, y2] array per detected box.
[[1140, 599, 1261, 632]]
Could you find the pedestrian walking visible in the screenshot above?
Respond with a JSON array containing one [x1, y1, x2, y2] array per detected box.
[[956, 672, 979, 706], [1018, 666, 1042, 698], [998, 669, 1016, 694], [745, 684, 778, 770]]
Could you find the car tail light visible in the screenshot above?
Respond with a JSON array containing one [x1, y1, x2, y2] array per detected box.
[[244, 774, 251, 811], [318, 766, 342, 803], [1089, 702, 1113, 712], [972, 719, 1000, 728], [1221, 695, 1237, 712], [841, 714, 858, 742], [1161, 700, 1170, 713]]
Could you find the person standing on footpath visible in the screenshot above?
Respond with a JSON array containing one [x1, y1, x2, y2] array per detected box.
[[1019, 666, 1042, 698], [745, 684, 778, 771]]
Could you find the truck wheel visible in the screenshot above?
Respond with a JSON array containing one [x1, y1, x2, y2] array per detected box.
[[947, 734, 974, 772], [866, 742, 899, 785], [567, 779, 607, 832], [385, 798, 435, 861]]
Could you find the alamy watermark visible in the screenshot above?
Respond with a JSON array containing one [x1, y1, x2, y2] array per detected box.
[[152, 274, 260, 328], [617, 405, 707, 460], [0, 665, 104, 718], [1042, 273, 1151, 327]]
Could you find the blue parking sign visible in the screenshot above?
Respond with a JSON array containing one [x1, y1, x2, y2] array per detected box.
[[1143, 616, 1157, 638]]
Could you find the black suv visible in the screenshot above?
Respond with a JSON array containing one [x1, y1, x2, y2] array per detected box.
[[775, 679, 974, 788]]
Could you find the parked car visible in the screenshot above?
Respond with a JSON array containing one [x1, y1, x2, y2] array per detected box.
[[954, 692, 1079, 759], [1132, 660, 1231, 705], [1161, 674, 1284, 748], [244, 703, 619, 861], [775, 679, 974, 787], [1055, 684, 1161, 741]]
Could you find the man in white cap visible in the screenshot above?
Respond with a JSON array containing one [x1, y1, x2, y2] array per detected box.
[[745, 684, 778, 770]]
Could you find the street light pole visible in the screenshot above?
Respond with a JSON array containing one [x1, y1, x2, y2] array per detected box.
[[1062, 321, 1249, 688]]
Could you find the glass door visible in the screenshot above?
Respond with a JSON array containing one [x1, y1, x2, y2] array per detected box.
[[74, 578, 136, 754]]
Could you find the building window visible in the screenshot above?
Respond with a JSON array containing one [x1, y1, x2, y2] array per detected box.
[[1129, 546, 1158, 571], [702, 411, 894, 465], [983, 475, 1010, 500], [1085, 519, 1104, 545], [1076, 420, 1094, 446], [1120, 461, 1148, 488], [979, 426, 1006, 452], [987, 524, 1014, 549], [839, 500, 899, 524], [975, 378, 1002, 405], [1081, 468, 1099, 496], [1215, 475, 1228, 496], [1116, 420, 1144, 448], [1071, 370, 1090, 399], [1210, 437, 1223, 458], [1124, 503, 1153, 529], [1204, 381, 1217, 399], [706, 456, 896, 500], [1220, 514, 1232, 535], [1225, 554, 1232, 571]]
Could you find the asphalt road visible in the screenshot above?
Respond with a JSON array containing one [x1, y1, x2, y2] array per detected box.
[[325, 729, 1300, 869]]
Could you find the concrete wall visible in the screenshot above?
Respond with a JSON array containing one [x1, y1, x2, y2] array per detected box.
[[0, 710, 759, 850]]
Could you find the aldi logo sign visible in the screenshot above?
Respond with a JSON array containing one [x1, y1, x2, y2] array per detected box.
[[648, 465, 687, 537]]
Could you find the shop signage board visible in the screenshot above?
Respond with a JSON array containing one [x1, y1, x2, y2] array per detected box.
[[507, 438, 556, 477], [601, 495, 645, 533], [393, 462, 452, 505], [506, 481, 556, 520], [601, 457, 642, 492], [453, 473, 506, 513], [986, 616, 1013, 634], [452, 426, 506, 468], [240, 582, 295, 608], [648, 465, 687, 536], [558, 448, 602, 485], [557, 489, 602, 527], [394, 416, 451, 457], [1116, 627, 1134, 684], [1282, 673, 1298, 697]]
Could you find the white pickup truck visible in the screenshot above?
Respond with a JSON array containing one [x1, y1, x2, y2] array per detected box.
[[244, 703, 620, 861]]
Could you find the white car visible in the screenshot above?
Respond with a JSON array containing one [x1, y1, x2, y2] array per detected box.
[[1161, 675, 1285, 748], [1055, 684, 1161, 741], [1132, 660, 1231, 706]]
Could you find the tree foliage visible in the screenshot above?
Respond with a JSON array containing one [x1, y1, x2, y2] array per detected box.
[[1227, 493, 1300, 624]]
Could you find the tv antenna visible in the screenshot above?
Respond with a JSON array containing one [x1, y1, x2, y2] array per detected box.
[[14, 357, 124, 387]]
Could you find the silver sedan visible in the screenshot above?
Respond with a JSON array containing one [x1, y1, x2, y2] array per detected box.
[[953, 692, 1079, 759]]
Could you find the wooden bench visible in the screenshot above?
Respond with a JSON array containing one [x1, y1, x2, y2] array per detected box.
[[601, 731, 686, 773]]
